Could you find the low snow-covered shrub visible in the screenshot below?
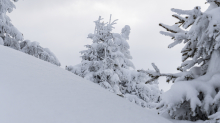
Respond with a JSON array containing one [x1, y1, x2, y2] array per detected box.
[[20, 40, 61, 66]]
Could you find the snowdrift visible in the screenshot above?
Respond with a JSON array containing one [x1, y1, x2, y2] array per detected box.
[[0, 45, 171, 123]]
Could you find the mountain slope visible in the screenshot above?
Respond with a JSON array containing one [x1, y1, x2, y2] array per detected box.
[[0, 45, 171, 123]]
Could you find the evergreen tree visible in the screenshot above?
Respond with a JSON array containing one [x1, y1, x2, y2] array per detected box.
[[66, 16, 161, 108], [0, 0, 23, 50], [0, 1, 61, 66], [141, 0, 220, 122]]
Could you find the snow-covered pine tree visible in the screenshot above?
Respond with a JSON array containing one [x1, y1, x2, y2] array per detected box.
[[140, 0, 220, 122], [66, 16, 161, 108], [0, 1, 60, 66], [20, 40, 61, 66], [0, 0, 23, 50]]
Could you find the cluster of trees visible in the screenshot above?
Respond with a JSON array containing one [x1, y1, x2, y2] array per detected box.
[[0, 0, 60, 66], [66, 16, 161, 108], [6, 0, 220, 122]]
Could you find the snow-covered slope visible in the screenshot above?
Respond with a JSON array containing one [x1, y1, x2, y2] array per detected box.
[[0, 45, 171, 123]]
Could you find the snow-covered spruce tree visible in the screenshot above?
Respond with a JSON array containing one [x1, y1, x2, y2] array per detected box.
[[0, 1, 60, 66], [139, 0, 220, 122], [0, 0, 23, 50], [66, 16, 161, 108], [20, 40, 61, 66]]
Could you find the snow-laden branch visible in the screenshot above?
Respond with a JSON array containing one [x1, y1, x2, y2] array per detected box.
[[138, 63, 180, 84]]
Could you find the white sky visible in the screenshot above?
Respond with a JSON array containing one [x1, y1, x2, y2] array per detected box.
[[9, 0, 209, 91]]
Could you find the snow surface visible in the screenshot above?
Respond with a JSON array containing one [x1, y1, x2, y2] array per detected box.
[[0, 37, 3, 45], [0, 45, 172, 123]]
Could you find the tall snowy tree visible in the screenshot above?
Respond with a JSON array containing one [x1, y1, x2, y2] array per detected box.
[[141, 0, 220, 122], [66, 16, 161, 108], [0, 0, 23, 50]]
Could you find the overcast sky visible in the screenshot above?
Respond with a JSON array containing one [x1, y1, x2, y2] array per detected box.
[[9, 0, 209, 91]]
